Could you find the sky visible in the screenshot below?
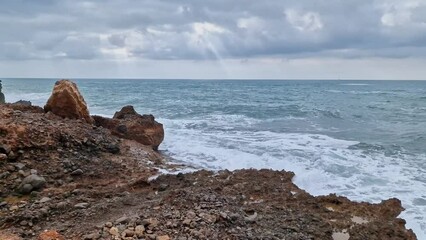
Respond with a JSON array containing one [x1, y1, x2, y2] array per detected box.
[[0, 0, 426, 80]]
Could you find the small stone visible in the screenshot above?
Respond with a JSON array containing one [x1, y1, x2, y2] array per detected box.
[[186, 211, 196, 219], [182, 219, 191, 226], [121, 229, 134, 237], [74, 202, 89, 209], [39, 197, 51, 203], [0, 154, 7, 161], [244, 212, 258, 223], [14, 163, 25, 170], [55, 201, 68, 209], [83, 232, 101, 240], [19, 184, 33, 194], [159, 183, 169, 191], [109, 227, 119, 236], [115, 216, 129, 224], [7, 151, 17, 160], [142, 218, 159, 228], [156, 235, 171, 240], [71, 169, 84, 176], [9, 205, 19, 211], [30, 169, 38, 175], [105, 222, 113, 228], [144, 234, 155, 239], [18, 170, 26, 177], [0, 144, 11, 154], [106, 144, 120, 154], [134, 225, 145, 237]]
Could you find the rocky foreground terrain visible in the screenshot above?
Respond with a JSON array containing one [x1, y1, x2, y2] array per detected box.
[[0, 80, 417, 239]]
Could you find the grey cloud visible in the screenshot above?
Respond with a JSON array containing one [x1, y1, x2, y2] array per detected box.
[[0, 0, 426, 61], [108, 34, 126, 47]]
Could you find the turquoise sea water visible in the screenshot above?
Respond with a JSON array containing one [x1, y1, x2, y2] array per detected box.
[[2, 79, 426, 238]]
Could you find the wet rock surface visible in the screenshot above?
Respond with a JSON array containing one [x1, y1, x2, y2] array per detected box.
[[0, 103, 417, 239], [93, 105, 164, 150]]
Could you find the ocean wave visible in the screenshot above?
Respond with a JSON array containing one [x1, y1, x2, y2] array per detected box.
[[5, 92, 50, 106], [339, 83, 371, 86], [316, 109, 343, 119], [326, 90, 400, 95], [160, 125, 426, 238]]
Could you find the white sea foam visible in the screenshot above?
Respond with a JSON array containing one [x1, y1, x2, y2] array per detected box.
[[5, 92, 50, 106], [159, 118, 426, 239]]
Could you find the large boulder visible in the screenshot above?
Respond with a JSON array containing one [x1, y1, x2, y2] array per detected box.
[[44, 80, 92, 123], [93, 106, 164, 150], [0, 80, 5, 104]]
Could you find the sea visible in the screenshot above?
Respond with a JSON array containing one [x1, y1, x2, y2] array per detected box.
[[2, 78, 426, 238]]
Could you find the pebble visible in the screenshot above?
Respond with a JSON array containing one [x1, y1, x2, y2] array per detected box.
[[109, 227, 119, 236], [9, 205, 19, 211], [39, 197, 51, 203], [55, 201, 68, 209], [82, 233, 99, 240], [115, 216, 129, 224], [156, 235, 171, 240], [7, 151, 17, 160], [121, 229, 135, 237], [159, 183, 169, 191], [244, 212, 258, 223], [74, 202, 89, 209], [134, 225, 145, 237], [71, 169, 84, 176]]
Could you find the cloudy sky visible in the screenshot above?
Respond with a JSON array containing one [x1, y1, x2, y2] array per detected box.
[[0, 0, 426, 79]]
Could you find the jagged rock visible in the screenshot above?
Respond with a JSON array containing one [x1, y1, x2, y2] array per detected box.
[[93, 106, 164, 150], [0, 80, 5, 104], [44, 80, 92, 123], [13, 100, 32, 106]]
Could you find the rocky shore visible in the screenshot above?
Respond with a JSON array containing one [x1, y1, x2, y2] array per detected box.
[[0, 80, 417, 239]]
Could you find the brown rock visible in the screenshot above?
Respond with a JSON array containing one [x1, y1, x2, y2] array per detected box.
[[156, 235, 171, 240], [44, 80, 92, 123], [0, 230, 22, 240], [37, 230, 65, 240], [93, 106, 164, 150]]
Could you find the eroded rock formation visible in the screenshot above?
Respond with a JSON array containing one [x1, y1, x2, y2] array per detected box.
[[44, 80, 92, 123], [93, 106, 164, 150]]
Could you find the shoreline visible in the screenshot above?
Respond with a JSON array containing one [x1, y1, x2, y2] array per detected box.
[[0, 101, 417, 239]]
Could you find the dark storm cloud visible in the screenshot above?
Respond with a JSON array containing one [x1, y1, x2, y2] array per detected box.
[[0, 0, 425, 61]]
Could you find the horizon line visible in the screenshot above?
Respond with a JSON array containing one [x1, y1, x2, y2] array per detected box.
[[2, 77, 426, 81]]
